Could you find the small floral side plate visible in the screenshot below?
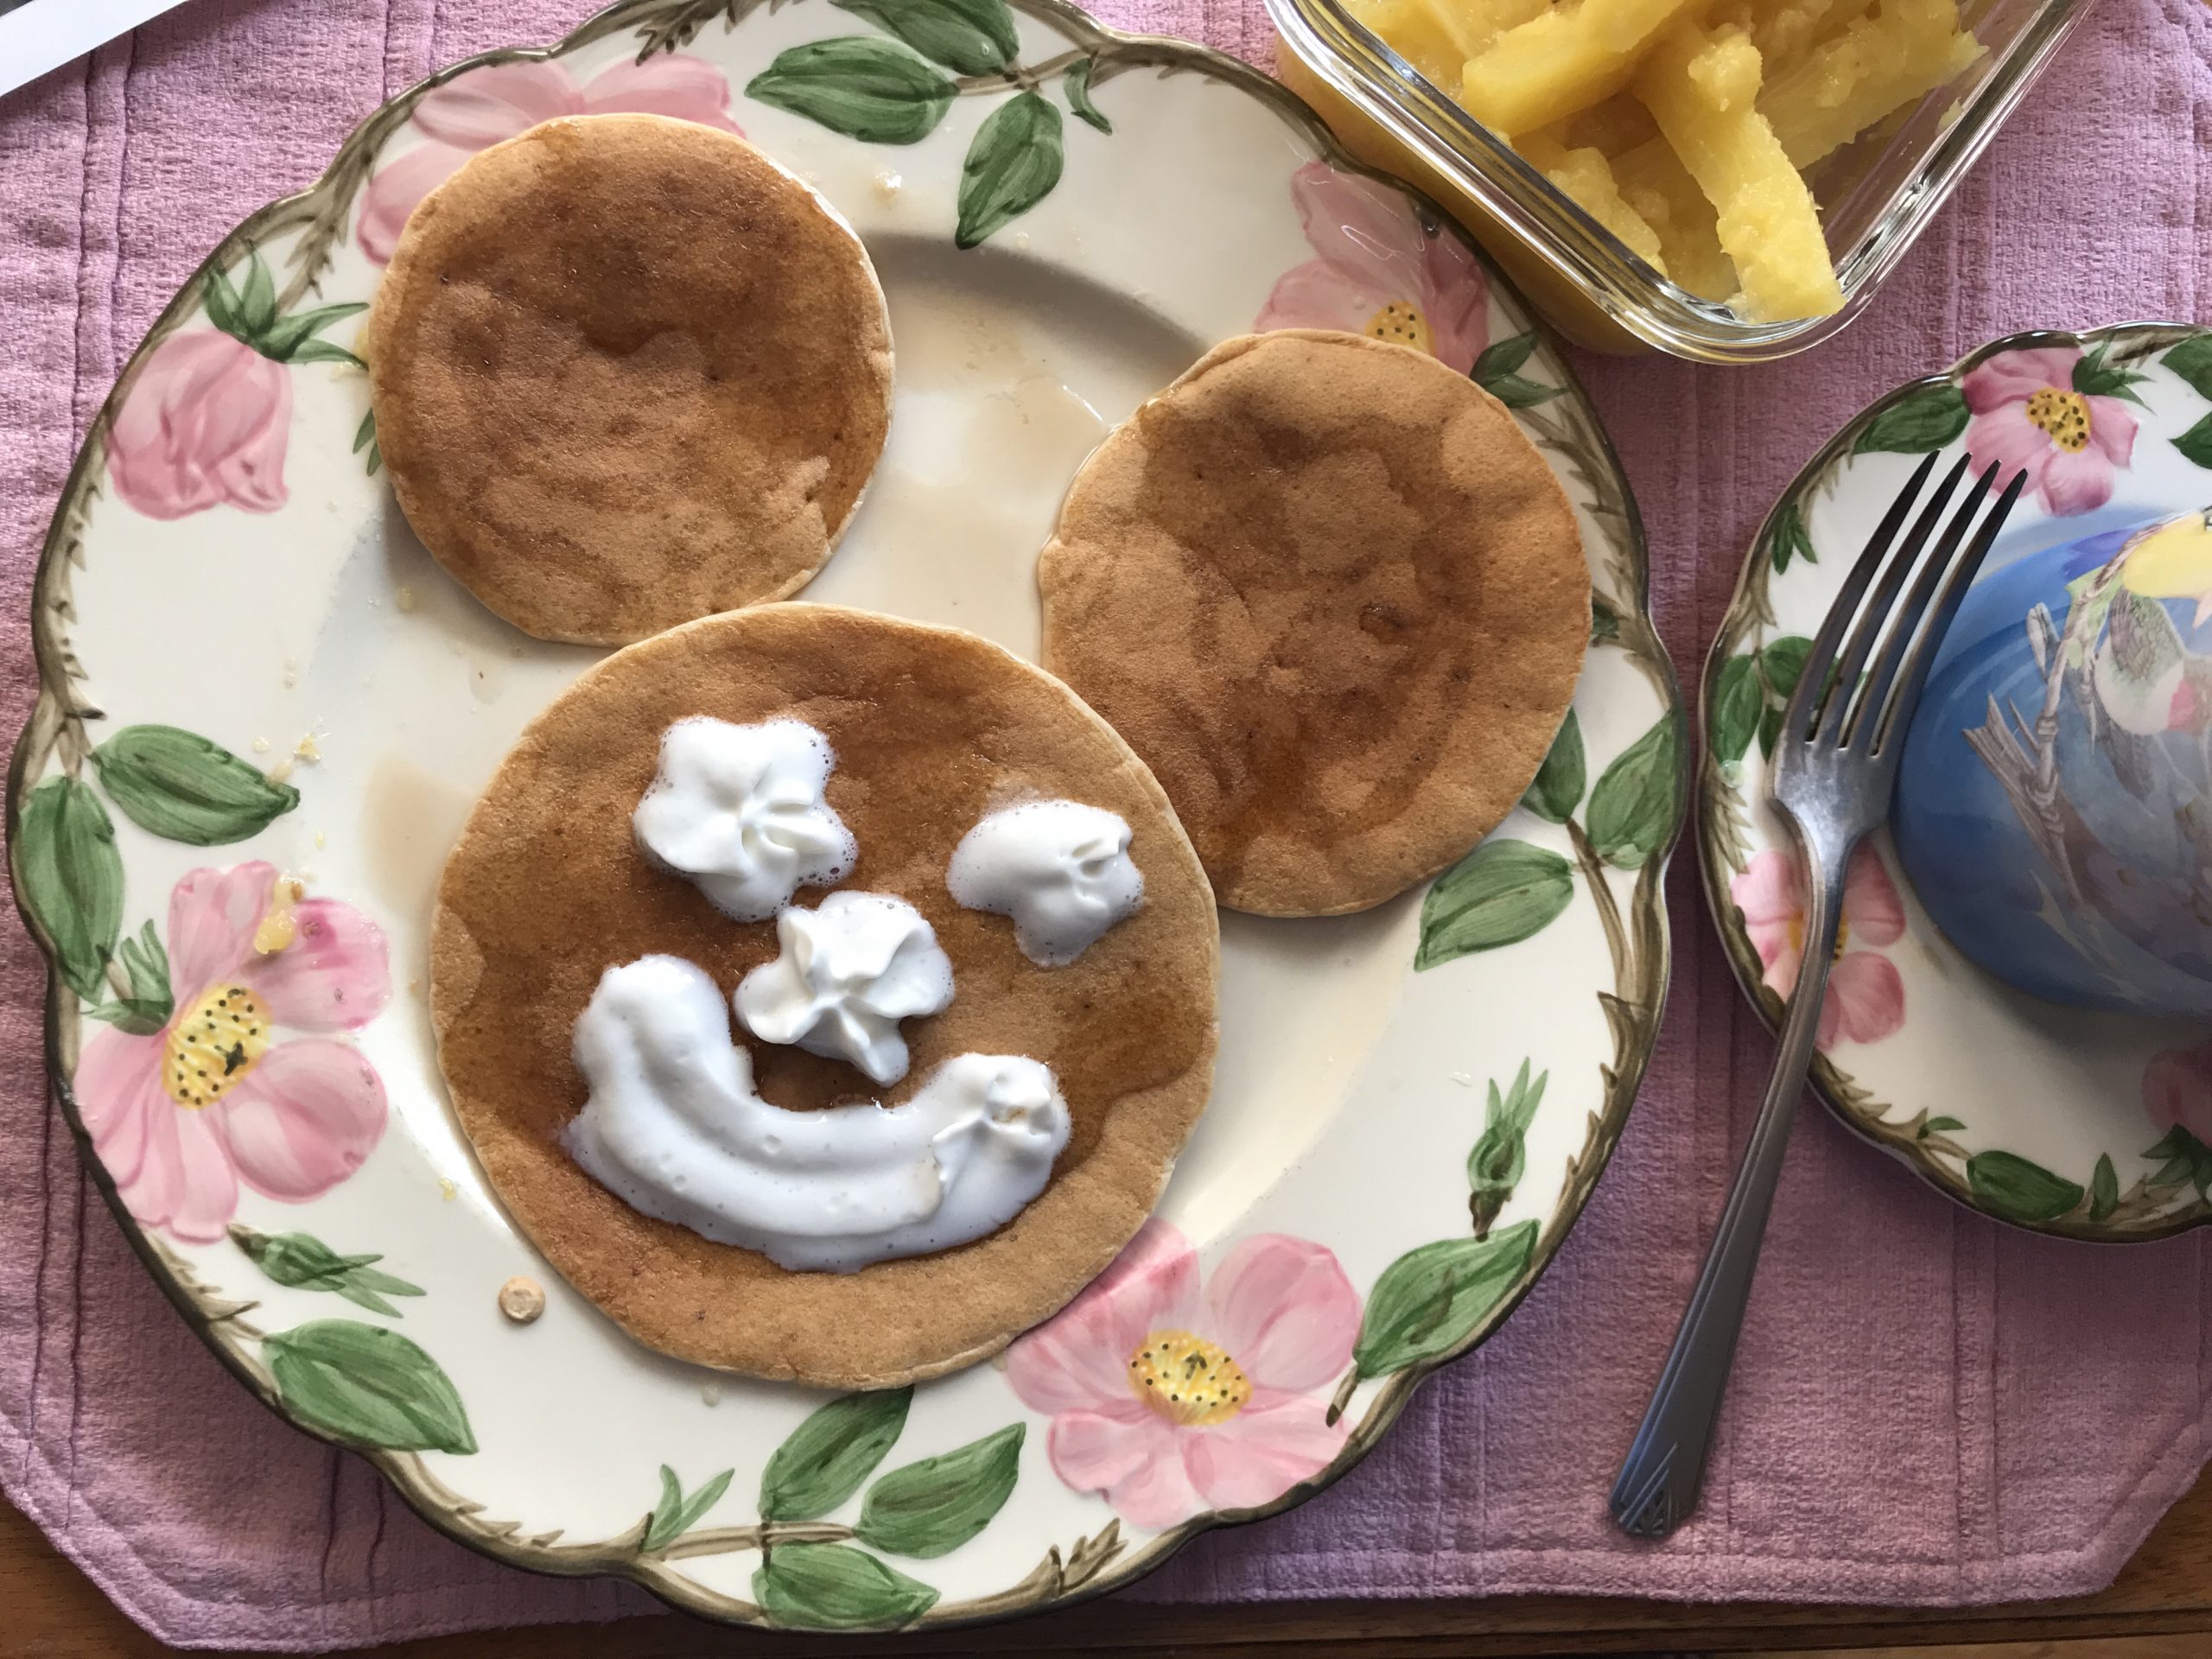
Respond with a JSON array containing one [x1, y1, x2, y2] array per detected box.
[[10, 0, 1681, 1631], [1701, 323, 2212, 1243]]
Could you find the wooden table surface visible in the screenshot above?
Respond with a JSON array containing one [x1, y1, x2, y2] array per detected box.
[[7, 1468, 2212, 1657]]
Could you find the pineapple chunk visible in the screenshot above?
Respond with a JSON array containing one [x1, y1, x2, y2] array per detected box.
[[1635, 19, 1844, 319], [1461, 0, 1716, 137], [1433, 0, 1556, 54], [1614, 137, 1738, 298], [1346, 0, 1465, 88], [1546, 92, 1661, 153], [1520, 133, 1671, 273], [1718, 0, 1875, 75], [1760, 0, 1982, 168]]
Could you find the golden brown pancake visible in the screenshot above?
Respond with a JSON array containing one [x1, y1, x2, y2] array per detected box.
[[1039, 329, 1591, 916], [430, 604, 1219, 1387], [366, 114, 893, 645]]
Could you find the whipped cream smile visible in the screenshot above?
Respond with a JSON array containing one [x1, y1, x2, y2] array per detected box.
[[948, 799, 1145, 966], [567, 955, 1070, 1273], [633, 717, 855, 921]]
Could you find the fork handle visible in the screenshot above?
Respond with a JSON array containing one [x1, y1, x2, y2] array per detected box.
[[1608, 844, 1848, 1540]]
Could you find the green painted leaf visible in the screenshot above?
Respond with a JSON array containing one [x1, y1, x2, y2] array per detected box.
[[91, 725, 300, 845], [353, 408, 382, 475], [746, 39, 956, 145], [202, 264, 247, 340], [1919, 1115, 1967, 1137], [2172, 412, 2212, 471], [1708, 653, 1762, 769], [2072, 339, 2150, 407], [84, 998, 168, 1035], [1853, 383, 1969, 454], [955, 92, 1063, 249], [1519, 710, 1585, 823], [1480, 372, 1563, 409], [234, 1227, 424, 1317], [16, 776, 124, 1000], [88, 918, 171, 1034], [1471, 332, 1557, 404], [2163, 335, 2212, 402], [754, 1541, 938, 1630], [238, 251, 278, 338], [2143, 1125, 2212, 1197], [1586, 712, 1681, 869], [643, 1463, 734, 1552], [1760, 636, 1818, 689], [855, 1423, 1023, 1557], [1415, 840, 1574, 969], [283, 338, 365, 369], [760, 1389, 912, 1522], [1757, 701, 1785, 761], [1353, 1218, 1537, 1378], [2090, 1154, 2120, 1223], [1754, 634, 1815, 760], [259, 301, 367, 364], [1467, 1062, 1545, 1236], [831, 0, 1016, 73], [1064, 56, 1112, 132], [1589, 599, 1619, 645], [1472, 330, 1539, 382], [1965, 1151, 2084, 1224], [263, 1320, 475, 1454], [1768, 499, 1815, 573]]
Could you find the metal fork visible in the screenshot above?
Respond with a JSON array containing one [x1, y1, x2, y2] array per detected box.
[[1609, 452, 2028, 1541]]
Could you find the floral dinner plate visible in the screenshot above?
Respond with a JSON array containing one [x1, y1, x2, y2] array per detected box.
[[1700, 323, 2212, 1243], [10, 0, 1680, 1630]]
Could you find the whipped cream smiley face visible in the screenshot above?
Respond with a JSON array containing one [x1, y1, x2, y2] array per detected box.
[[633, 717, 855, 922]]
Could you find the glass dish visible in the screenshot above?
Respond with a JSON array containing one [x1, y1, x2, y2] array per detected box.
[[1268, 0, 2096, 360]]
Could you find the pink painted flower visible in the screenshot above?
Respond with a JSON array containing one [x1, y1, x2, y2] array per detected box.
[[1963, 346, 2138, 517], [2143, 1037, 2212, 1145], [74, 863, 391, 1244], [1003, 1220, 1359, 1529], [107, 329, 292, 520], [1256, 162, 1489, 375], [1731, 845, 1907, 1050], [359, 55, 742, 264]]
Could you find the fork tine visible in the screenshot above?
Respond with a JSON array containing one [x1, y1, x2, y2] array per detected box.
[[1871, 466, 2030, 753], [1816, 453, 1970, 745], [1844, 461, 1999, 747], [1783, 452, 1940, 747]]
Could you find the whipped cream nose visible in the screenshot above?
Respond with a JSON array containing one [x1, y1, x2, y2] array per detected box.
[[632, 716, 856, 921], [734, 891, 955, 1085], [948, 798, 1145, 966]]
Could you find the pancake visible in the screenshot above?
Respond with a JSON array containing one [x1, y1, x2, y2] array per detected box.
[[430, 604, 1219, 1387], [366, 114, 893, 645], [1038, 329, 1591, 916]]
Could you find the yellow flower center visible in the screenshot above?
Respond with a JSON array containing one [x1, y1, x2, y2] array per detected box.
[[162, 985, 271, 1109], [1364, 301, 1432, 357], [1128, 1329, 1251, 1426], [1787, 914, 1852, 960], [2025, 386, 2092, 453]]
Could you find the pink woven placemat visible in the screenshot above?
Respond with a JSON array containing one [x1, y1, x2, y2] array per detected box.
[[2, 0, 2209, 1647]]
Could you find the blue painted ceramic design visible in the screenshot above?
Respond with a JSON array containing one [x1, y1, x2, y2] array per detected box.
[[1893, 508, 2212, 1019]]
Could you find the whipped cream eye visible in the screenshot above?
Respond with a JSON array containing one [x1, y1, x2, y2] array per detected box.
[[633, 716, 856, 922], [948, 799, 1145, 966], [734, 891, 955, 1085], [566, 955, 1067, 1273]]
